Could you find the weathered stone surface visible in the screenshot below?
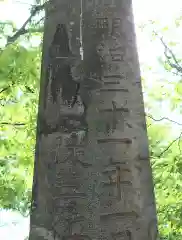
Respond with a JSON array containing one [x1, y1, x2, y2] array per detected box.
[[29, 1, 158, 240]]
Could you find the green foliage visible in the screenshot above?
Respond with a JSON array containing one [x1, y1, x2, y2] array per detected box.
[[149, 126, 182, 239], [0, 21, 41, 214], [141, 18, 182, 239]]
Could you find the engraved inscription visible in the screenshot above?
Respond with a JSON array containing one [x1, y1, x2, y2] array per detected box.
[[104, 74, 124, 79], [111, 53, 124, 62], [116, 166, 121, 200], [100, 211, 138, 220], [62, 234, 92, 240], [49, 24, 70, 58], [97, 138, 132, 144], [111, 230, 132, 240], [112, 18, 121, 30], [102, 165, 132, 201], [100, 212, 138, 234], [45, 24, 80, 106], [99, 88, 128, 92], [95, 18, 109, 29], [111, 18, 122, 37], [84, 0, 116, 10]]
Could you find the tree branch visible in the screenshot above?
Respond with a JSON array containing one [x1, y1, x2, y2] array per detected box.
[[25, 86, 34, 93], [153, 31, 182, 75], [147, 114, 182, 157], [20, 26, 44, 35], [157, 134, 182, 158], [178, 132, 182, 155], [0, 122, 26, 126], [0, 86, 11, 94], [6, 4, 45, 46], [0, 82, 15, 95], [147, 114, 182, 126]]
